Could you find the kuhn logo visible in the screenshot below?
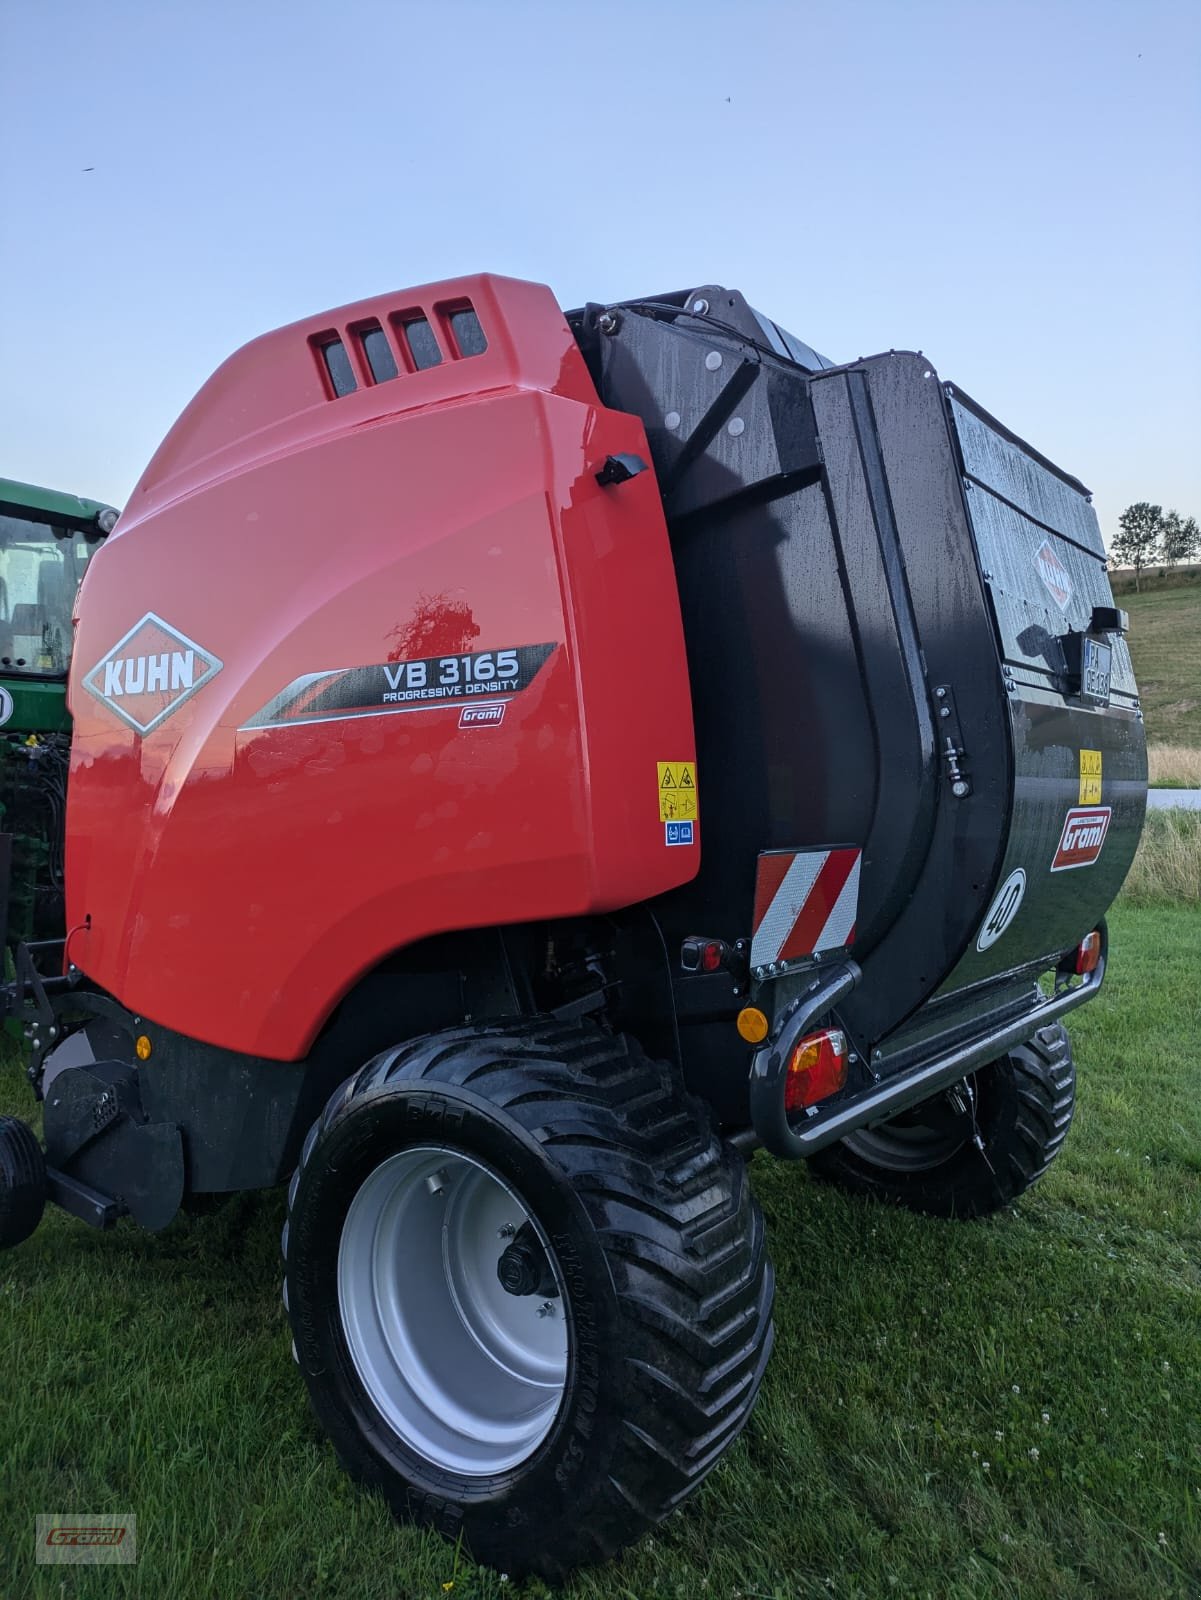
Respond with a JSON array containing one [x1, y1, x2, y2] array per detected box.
[[459, 703, 506, 728], [1034, 539, 1073, 611], [83, 613, 223, 736], [1051, 805, 1112, 871], [46, 1527, 126, 1547]]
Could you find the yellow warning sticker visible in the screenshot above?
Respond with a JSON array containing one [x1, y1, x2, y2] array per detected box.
[[658, 761, 698, 822], [1079, 748, 1102, 806]]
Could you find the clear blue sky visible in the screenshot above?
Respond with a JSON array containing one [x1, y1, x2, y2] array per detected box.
[[3, 0, 1198, 545]]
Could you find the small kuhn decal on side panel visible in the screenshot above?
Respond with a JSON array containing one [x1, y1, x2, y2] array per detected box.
[[83, 613, 224, 736], [750, 847, 861, 970], [1051, 805, 1112, 871], [1034, 539, 1073, 611], [243, 643, 557, 730]]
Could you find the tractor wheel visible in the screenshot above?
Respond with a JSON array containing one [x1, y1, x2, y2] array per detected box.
[[282, 1020, 773, 1581], [0, 1116, 46, 1249], [808, 1024, 1075, 1219]]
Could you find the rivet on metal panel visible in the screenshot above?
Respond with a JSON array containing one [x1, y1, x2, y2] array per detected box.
[[940, 706, 950, 718], [727, 417, 745, 437], [664, 410, 681, 430], [952, 780, 970, 798], [692, 298, 709, 314], [705, 351, 723, 371], [935, 686, 947, 699]]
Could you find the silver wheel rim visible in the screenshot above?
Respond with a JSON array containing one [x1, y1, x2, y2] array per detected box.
[[337, 1145, 568, 1476], [842, 1077, 977, 1173]]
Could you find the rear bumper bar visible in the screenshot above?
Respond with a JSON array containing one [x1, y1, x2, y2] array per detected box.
[[748, 923, 1107, 1159]]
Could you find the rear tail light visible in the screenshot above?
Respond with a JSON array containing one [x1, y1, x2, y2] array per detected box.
[[1075, 930, 1102, 975], [785, 1027, 848, 1114], [680, 936, 733, 974]]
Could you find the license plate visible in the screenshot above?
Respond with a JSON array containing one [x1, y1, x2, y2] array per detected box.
[[1081, 637, 1112, 706]]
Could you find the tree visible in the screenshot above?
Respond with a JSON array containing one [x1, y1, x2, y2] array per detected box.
[[1111, 503, 1163, 591], [1160, 509, 1200, 567]]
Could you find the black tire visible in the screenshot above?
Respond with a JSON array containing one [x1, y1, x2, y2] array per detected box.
[[0, 1116, 46, 1249], [808, 1023, 1075, 1219], [282, 1020, 773, 1581]]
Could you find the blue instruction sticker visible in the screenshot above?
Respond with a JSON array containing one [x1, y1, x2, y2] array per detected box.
[[665, 821, 694, 846]]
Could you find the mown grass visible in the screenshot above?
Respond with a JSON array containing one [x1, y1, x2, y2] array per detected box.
[[1121, 583, 1201, 749], [1, 904, 1198, 1600]]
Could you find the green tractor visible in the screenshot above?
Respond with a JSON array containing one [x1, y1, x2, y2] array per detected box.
[[0, 479, 118, 950]]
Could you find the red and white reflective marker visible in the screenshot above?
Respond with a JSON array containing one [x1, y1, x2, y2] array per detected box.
[[750, 848, 861, 970]]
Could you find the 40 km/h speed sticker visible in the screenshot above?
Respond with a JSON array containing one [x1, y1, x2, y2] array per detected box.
[[658, 761, 698, 823], [976, 868, 1027, 952]]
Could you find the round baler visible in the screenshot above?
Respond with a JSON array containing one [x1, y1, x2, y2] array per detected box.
[[0, 277, 1146, 1579]]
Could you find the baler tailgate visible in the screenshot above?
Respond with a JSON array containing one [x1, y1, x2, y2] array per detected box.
[[950, 393, 1138, 706]]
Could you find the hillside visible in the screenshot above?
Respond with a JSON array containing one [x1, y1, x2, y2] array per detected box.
[[1121, 579, 1201, 748]]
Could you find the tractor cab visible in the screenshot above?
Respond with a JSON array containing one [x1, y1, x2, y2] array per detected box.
[[0, 479, 118, 944], [0, 480, 117, 687]]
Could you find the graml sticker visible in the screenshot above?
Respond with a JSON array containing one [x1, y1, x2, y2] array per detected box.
[[1078, 748, 1102, 805], [658, 761, 698, 823], [1034, 540, 1072, 611], [0, 687, 12, 727], [976, 868, 1026, 952], [460, 703, 506, 728], [1051, 806, 1111, 871], [665, 821, 694, 846]]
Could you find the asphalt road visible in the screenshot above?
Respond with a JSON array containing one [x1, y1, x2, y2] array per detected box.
[[1147, 788, 1201, 810]]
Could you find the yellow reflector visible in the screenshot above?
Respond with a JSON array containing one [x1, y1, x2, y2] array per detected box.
[[737, 1007, 770, 1044], [135, 1035, 152, 1061]]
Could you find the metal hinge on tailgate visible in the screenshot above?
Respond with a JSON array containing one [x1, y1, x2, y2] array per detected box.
[[933, 685, 971, 798]]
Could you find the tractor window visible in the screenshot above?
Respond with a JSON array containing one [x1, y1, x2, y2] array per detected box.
[[0, 512, 102, 678]]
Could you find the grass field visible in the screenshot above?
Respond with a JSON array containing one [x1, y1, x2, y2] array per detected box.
[[1147, 747, 1201, 790], [1122, 810, 1201, 906], [1120, 576, 1201, 751], [1, 901, 1198, 1600]]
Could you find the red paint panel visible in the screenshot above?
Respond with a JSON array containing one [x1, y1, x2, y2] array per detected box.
[[65, 276, 697, 1059]]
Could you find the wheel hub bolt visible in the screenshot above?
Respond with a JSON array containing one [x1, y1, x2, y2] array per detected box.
[[537, 1301, 555, 1318], [425, 1168, 450, 1197]]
